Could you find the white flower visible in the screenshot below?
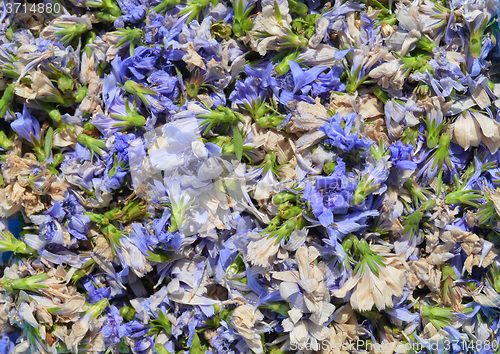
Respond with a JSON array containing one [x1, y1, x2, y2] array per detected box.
[[333, 255, 406, 311], [453, 110, 500, 153], [230, 304, 277, 354], [274, 246, 335, 350]]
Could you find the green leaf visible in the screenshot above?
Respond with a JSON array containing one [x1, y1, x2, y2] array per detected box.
[[233, 123, 243, 161], [44, 127, 54, 160], [190, 332, 205, 354], [274, 0, 282, 24], [154, 344, 170, 354]]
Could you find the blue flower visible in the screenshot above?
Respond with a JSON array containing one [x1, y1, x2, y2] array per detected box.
[[319, 112, 373, 152], [311, 66, 346, 98], [116, 0, 145, 26], [229, 76, 266, 109], [279, 61, 327, 104], [121, 45, 162, 81], [389, 141, 417, 170], [11, 104, 40, 144]]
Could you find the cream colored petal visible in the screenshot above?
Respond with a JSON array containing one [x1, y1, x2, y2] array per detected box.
[[272, 270, 299, 282], [331, 275, 360, 299], [19, 302, 38, 329], [307, 321, 331, 341], [472, 111, 500, 139], [481, 135, 500, 154], [371, 271, 393, 310], [290, 320, 308, 343], [453, 113, 481, 151], [350, 271, 374, 311], [280, 281, 301, 301], [296, 247, 310, 279], [288, 308, 303, 324], [298, 278, 319, 294]]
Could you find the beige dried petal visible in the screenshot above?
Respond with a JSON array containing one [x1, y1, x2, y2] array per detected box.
[[472, 111, 500, 139], [453, 113, 481, 151]]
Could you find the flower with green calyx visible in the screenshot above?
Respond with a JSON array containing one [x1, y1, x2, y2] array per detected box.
[[404, 179, 432, 207], [207, 135, 254, 161], [197, 104, 245, 135], [77, 133, 106, 160], [0, 130, 13, 150], [444, 174, 482, 208], [37, 101, 62, 123], [263, 215, 306, 245], [291, 13, 320, 36], [114, 27, 144, 55], [351, 161, 387, 206], [85, 212, 124, 251], [487, 264, 500, 293], [0, 230, 36, 255], [197, 105, 246, 159], [263, 215, 283, 233], [370, 139, 389, 160], [401, 199, 434, 239], [122, 80, 157, 108], [121, 199, 150, 223], [84, 30, 97, 57], [226, 253, 246, 276], [427, 132, 453, 172], [84, 298, 109, 319], [110, 98, 147, 131], [149, 309, 173, 336], [32, 126, 54, 163], [421, 305, 454, 330], [273, 191, 298, 204], [346, 61, 372, 93], [277, 201, 302, 220], [415, 34, 437, 53], [245, 96, 284, 129], [352, 238, 386, 277], [120, 305, 136, 321], [46, 63, 76, 94], [441, 264, 461, 311], [74, 85, 88, 103], [401, 126, 418, 146], [468, 16, 495, 59], [87, 0, 122, 22], [400, 54, 432, 76], [274, 51, 304, 76], [178, 0, 218, 24], [185, 69, 207, 98], [71, 259, 96, 284], [2, 60, 20, 80], [231, 0, 254, 37], [256, 150, 281, 178], [211, 21, 233, 40], [151, 0, 181, 14], [254, 114, 284, 130], [0, 274, 50, 292], [477, 187, 500, 226], [168, 194, 194, 233], [415, 82, 431, 96], [424, 116, 447, 150], [0, 83, 15, 118], [54, 22, 89, 46]]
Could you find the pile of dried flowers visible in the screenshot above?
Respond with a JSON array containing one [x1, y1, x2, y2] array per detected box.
[[0, 0, 500, 353]]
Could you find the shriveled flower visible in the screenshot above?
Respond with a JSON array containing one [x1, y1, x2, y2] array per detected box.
[[333, 241, 407, 311], [453, 110, 500, 154]]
